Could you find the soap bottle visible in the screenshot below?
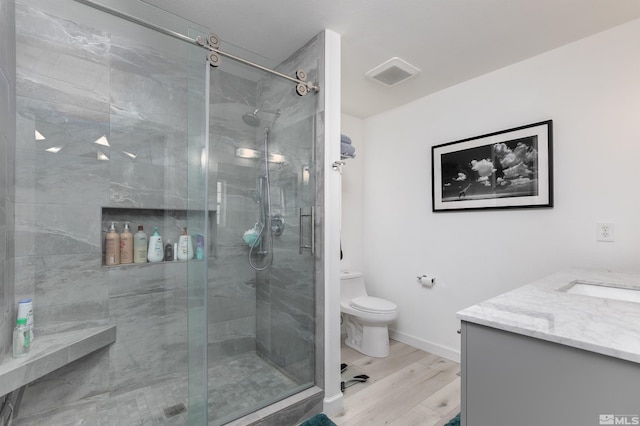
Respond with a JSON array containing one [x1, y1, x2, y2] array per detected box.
[[105, 222, 120, 266], [147, 227, 164, 262], [133, 225, 148, 264], [120, 222, 133, 264], [13, 318, 31, 358], [177, 228, 193, 261]]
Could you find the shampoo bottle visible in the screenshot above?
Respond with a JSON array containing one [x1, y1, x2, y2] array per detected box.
[[177, 228, 193, 261], [17, 299, 34, 342], [13, 318, 30, 358], [120, 222, 133, 264], [105, 222, 120, 266], [147, 227, 164, 262], [133, 225, 148, 263]]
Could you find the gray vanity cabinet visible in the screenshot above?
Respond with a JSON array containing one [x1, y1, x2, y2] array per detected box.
[[460, 321, 640, 426]]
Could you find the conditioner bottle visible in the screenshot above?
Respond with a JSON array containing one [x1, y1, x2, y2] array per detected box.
[[133, 225, 148, 263], [120, 222, 133, 264], [177, 228, 193, 261], [105, 222, 120, 266]]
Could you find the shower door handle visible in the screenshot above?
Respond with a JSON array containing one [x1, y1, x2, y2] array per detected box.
[[299, 207, 314, 255]]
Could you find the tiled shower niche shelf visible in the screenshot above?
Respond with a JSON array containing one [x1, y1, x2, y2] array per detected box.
[[102, 259, 201, 268], [101, 207, 216, 268]]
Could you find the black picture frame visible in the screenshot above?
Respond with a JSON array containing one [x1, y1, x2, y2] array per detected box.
[[432, 120, 553, 212]]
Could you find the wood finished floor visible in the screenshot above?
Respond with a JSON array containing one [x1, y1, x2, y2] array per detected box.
[[333, 339, 461, 426]]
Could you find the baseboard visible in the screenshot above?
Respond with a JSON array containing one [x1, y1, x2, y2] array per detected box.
[[323, 391, 343, 416], [389, 329, 461, 363]]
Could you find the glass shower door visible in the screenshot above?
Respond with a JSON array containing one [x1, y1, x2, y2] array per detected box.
[[15, 1, 212, 424], [205, 66, 318, 424], [185, 29, 210, 425]]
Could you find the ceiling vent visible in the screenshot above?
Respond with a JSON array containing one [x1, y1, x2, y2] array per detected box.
[[365, 57, 420, 86]]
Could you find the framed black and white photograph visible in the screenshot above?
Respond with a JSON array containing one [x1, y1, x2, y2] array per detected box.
[[432, 120, 553, 212]]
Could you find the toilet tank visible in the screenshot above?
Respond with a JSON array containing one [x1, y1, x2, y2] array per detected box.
[[340, 270, 367, 303]]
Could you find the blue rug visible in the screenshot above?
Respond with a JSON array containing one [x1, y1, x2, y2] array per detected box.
[[444, 413, 461, 426], [299, 413, 337, 426]]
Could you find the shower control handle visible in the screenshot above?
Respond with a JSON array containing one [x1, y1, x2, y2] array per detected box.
[[299, 207, 314, 256]]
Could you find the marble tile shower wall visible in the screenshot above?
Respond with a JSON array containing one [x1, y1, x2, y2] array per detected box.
[[0, 0, 16, 361], [12, 2, 204, 417]]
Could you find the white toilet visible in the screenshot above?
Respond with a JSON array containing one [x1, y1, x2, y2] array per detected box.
[[340, 270, 399, 357]]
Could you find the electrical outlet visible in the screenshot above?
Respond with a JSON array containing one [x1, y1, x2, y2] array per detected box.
[[596, 222, 615, 242]]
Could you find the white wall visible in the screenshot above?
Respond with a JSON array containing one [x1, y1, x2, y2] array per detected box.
[[353, 18, 640, 361], [340, 114, 365, 272]]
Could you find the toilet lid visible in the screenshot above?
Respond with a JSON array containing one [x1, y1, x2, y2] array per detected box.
[[351, 296, 397, 313]]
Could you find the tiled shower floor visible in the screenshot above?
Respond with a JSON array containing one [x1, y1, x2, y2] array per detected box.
[[14, 352, 298, 426]]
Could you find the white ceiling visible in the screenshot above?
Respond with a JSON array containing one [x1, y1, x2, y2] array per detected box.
[[141, 0, 640, 118]]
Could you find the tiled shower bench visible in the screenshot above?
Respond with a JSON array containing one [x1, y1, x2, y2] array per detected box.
[[0, 325, 116, 418]]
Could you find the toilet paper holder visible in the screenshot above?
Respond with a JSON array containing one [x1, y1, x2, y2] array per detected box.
[[417, 275, 435, 287]]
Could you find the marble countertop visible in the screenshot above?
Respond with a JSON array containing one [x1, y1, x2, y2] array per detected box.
[[457, 269, 640, 364]]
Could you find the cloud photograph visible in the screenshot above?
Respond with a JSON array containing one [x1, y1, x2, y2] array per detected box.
[[440, 136, 539, 202]]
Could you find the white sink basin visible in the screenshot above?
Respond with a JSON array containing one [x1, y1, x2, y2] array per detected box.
[[562, 280, 640, 304]]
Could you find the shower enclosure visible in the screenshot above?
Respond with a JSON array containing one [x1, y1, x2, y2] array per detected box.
[[9, 0, 325, 424]]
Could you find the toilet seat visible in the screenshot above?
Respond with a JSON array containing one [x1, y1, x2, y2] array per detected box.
[[351, 296, 397, 313]]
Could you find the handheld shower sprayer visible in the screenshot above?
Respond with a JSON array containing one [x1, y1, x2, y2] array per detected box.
[[248, 127, 275, 271]]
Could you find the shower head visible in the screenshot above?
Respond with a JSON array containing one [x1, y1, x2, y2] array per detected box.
[[242, 110, 261, 127], [242, 108, 280, 127]]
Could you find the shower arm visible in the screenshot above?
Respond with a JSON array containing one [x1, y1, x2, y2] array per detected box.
[[73, 0, 320, 96]]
